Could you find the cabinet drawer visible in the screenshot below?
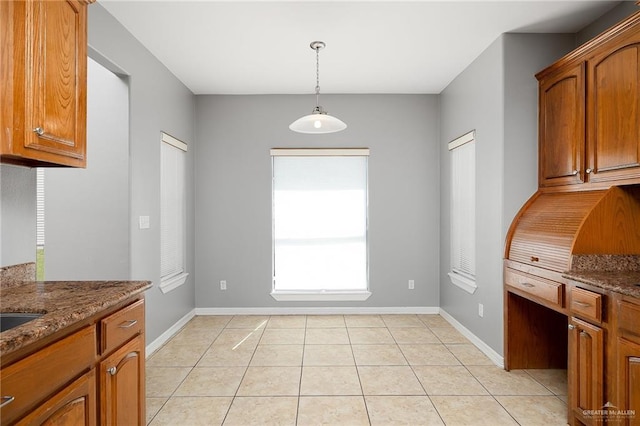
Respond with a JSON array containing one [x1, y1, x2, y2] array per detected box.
[[619, 300, 640, 341], [0, 325, 96, 425], [101, 299, 144, 355], [505, 269, 564, 307], [570, 287, 602, 323]]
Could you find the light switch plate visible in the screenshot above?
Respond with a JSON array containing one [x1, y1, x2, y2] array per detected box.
[[139, 216, 150, 229]]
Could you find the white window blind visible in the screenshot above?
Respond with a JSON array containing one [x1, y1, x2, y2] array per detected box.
[[160, 132, 188, 291], [271, 149, 369, 296], [36, 168, 45, 247], [448, 131, 476, 293]]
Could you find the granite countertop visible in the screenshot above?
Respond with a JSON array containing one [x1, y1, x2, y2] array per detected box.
[[563, 255, 640, 299], [0, 279, 152, 356]]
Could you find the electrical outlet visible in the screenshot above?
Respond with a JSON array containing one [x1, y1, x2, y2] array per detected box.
[[220, 280, 227, 290], [408, 279, 415, 290], [478, 303, 484, 317]]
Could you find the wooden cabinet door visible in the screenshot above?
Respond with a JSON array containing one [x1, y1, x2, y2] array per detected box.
[[538, 63, 586, 187], [100, 336, 145, 426], [16, 369, 96, 426], [586, 25, 640, 184], [2, 0, 89, 167], [617, 338, 640, 426], [569, 317, 604, 425]]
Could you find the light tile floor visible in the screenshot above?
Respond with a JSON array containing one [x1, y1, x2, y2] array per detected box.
[[146, 314, 568, 425]]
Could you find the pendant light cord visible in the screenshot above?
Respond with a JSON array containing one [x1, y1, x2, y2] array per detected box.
[[315, 45, 320, 107]]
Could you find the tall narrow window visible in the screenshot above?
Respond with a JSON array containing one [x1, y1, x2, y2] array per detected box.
[[36, 168, 45, 280], [271, 148, 370, 301], [448, 131, 476, 294], [160, 132, 188, 293]]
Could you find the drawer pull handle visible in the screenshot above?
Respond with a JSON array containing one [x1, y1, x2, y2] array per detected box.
[[521, 282, 535, 288], [530, 256, 539, 262], [568, 324, 575, 330], [118, 319, 138, 329], [0, 396, 15, 408], [573, 301, 591, 308], [107, 366, 117, 376]]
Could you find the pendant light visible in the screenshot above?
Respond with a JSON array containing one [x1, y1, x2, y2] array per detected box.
[[289, 41, 347, 134]]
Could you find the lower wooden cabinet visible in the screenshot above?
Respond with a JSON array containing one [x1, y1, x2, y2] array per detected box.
[[100, 335, 145, 425], [16, 369, 97, 426], [0, 297, 145, 425], [617, 338, 640, 426], [569, 317, 604, 425]]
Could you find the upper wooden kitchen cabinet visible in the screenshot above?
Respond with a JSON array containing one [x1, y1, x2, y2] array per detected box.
[[537, 11, 640, 190], [538, 63, 586, 187], [0, 0, 94, 168], [586, 23, 640, 185]]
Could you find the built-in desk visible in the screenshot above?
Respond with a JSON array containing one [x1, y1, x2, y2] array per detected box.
[[504, 256, 640, 425]]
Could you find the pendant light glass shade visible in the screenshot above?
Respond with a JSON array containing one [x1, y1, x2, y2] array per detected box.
[[289, 107, 347, 134], [290, 41, 346, 134]]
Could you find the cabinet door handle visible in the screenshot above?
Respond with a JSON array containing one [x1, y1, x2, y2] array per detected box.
[[107, 366, 117, 376], [118, 319, 138, 329], [32, 127, 73, 145], [572, 170, 579, 175], [568, 324, 575, 330], [586, 168, 593, 174], [573, 301, 591, 308], [0, 396, 15, 408]]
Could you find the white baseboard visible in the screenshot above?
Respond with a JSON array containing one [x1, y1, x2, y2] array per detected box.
[[439, 308, 504, 368], [146, 308, 196, 358], [195, 306, 439, 316], [147, 306, 503, 368]]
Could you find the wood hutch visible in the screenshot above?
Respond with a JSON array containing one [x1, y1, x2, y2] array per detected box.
[[504, 8, 640, 426]]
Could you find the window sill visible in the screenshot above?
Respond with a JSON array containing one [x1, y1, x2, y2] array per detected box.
[[271, 290, 372, 302], [160, 272, 189, 294], [448, 272, 477, 294]]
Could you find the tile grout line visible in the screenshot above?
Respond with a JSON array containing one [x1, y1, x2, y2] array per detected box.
[[294, 315, 308, 426], [395, 316, 449, 426], [147, 319, 220, 425], [219, 314, 264, 425], [349, 315, 372, 425]]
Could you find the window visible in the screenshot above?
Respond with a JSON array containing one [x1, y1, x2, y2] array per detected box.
[[160, 132, 188, 293], [36, 168, 45, 280], [271, 148, 370, 301], [448, 130, 476, 294]]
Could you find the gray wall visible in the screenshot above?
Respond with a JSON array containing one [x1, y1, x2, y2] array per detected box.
[[195, 94, 440, 309], [577, 1, 639, 45], [0, 165, 36, 267], [89, 4, 196, 343], [439, 34, 575, 354], [44, 58, 130, 281], [503, 34, 576, 234]]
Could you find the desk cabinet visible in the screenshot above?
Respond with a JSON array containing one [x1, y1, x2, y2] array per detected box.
[[569, 313, 604, 425]]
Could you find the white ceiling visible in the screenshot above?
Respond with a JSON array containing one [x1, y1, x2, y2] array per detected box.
[[98, 0, 621, 95]]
